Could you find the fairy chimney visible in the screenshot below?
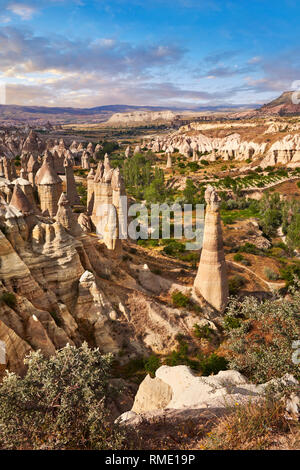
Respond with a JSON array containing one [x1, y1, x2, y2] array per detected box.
[[87, 142, 94, 154], [125, 146, 130, 158], [9, 183, 35, 232], [111, 167, 126, 247], [0, 159, 4, 178], [87, 168, 95, 215], [193, 185, 228, 313], [36, 155, 62, 217], [64, 156, 80, 205], [27, 154, 40, 187], [2, 157, 12, 181], [91, 158, 113, 230], [166, 152, 172, 169], [12, 175, 37, 211], [81, 151, 90, 169], [52, 149, 64, 173], [55, 192, 82, 237]]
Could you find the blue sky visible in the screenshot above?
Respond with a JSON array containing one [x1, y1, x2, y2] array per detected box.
[[0, 0, 299, 108]]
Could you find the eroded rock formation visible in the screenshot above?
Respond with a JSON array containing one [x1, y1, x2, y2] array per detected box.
[[193, 186, 228, 313]]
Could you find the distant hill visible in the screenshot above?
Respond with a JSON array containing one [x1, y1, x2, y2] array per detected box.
[[258, 91, 300, 116], [0, 102, 257, 126], [0, 103, 179, 125]]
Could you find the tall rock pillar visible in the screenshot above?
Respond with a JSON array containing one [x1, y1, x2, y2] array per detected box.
[[36, 154, 62, 217], [64, 156, 80, 205], [193, 185, 228, 313]]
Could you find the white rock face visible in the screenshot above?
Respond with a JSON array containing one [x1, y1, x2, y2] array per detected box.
[[146, 131, 266, 161], [132, 374, 172, 413], [107, 110, 176, 125], [121, 365, 299, 420], [156, 366, 256, 409]]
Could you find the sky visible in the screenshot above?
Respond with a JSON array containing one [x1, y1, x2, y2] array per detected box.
[[0, 0, 300, 108]]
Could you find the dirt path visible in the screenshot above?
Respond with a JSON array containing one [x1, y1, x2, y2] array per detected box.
[[227, 260, 286, 290]]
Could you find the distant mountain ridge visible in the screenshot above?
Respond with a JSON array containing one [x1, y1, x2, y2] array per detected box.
[[1, 95, 297, 125], [0, 102, 257, 125], [258, 91, 300, 116]]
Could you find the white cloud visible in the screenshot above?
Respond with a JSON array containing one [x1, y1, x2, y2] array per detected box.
[[0, 15, 11, 24], [248, 56, 262, 64], [7, 3, 37, 20]]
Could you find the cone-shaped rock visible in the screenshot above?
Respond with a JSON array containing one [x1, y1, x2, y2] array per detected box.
[[10, 183, 34, 216], [166, 152, 172, 169], [55, 192, 82, 237], [193, 185, 228, 313], [64, 156, 80, 205], [87, 168, 95, 214], [125, 146, 130, 158], [36, 155, 62, 217]]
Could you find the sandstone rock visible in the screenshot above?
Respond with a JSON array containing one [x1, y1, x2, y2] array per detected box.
[[128, 365, 261, 416], [194, 186, 228, 313], [64, 155, 80, 205], [166, 153, 172, 169], [55, 193, 82, 237], [132, 374, 173, 413], [78, 212, 92, 232], [10, 183, 34, 216], [74, 270, 119, 352], [125, 146, 130, 158], [36, 154, 62, 217]]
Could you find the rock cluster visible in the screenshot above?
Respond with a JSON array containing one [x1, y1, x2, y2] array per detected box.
[[89, 155, 126, 251], [146, 131, 266, 162], [261, 134, 300, 167]]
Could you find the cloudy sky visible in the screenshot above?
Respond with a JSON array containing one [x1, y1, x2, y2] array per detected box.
[[0, 0, 299, 108]]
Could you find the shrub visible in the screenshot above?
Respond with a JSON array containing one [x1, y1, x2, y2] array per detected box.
[[223, 315, 241, 330], [240, 258, 251, 266], [0, 292, 16, 308], [162, 240, 185, 257], [222, 215, 235, 225], [193, 323, 214, 340], [228, 275, 246, 295], [198, 353, 228, 376], [279, 263, 300, 287], [233, 253, 244, 262], [0, 343, 125, 450], [238, 242, 259, 254], [263, 267, 279, 281], [144, 355, 161, 377], [202, 399, 288, 450], [225, 289, 300, 383], [172, 290, 190, 308]]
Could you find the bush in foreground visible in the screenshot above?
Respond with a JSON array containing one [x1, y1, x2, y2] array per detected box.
[[201, 400, 291, 450], [0, 343, 125, 450], [224, 284, 300, 383]]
